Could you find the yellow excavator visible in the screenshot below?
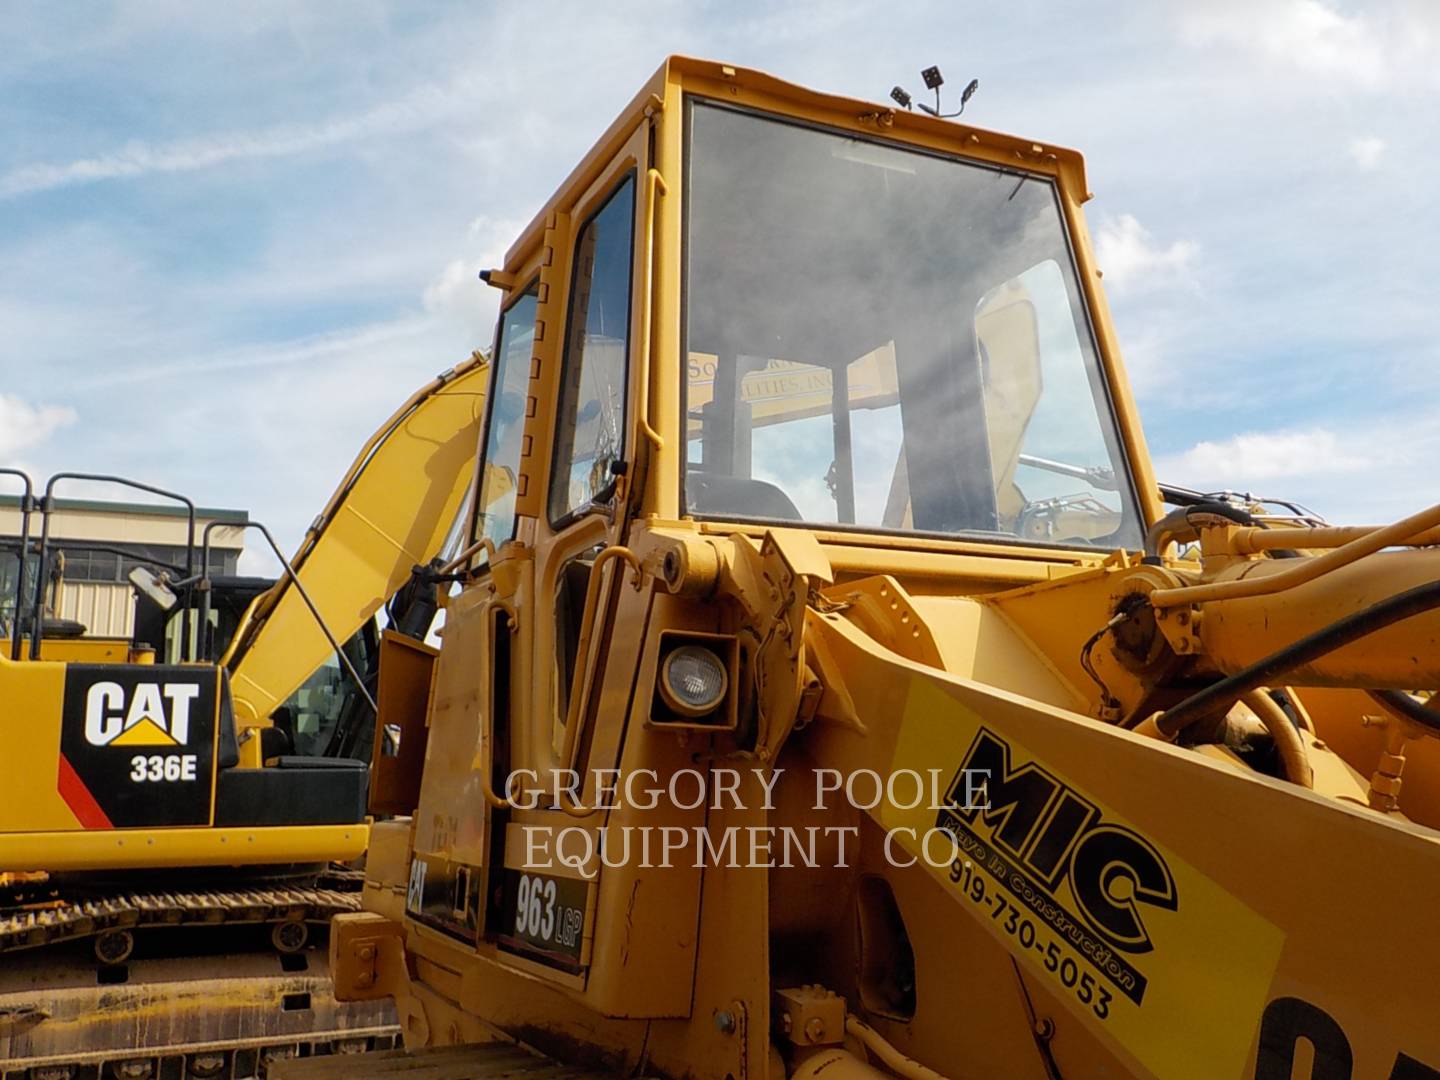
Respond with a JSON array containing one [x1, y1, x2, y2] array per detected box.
[[264, 58, 1440, 1080], [0, 356, 488, 1075]]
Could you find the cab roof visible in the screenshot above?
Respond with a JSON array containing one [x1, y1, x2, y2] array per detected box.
[[503, 55, 1090, 274]]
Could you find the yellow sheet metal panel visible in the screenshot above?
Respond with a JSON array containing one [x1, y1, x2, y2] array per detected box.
[[17, 637, 134, 663], [0, 823, 367, 872], [808, 612, 1440, 1079], [227, 358, 489, 725], [370, 630, 438, 816], [0, 654, 76, 831]]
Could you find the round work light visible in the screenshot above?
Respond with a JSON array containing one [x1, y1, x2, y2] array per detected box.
[[659, 645, 729, 717]]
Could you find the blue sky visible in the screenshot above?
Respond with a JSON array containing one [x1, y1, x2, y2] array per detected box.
[[2, 1, 1437, 572]]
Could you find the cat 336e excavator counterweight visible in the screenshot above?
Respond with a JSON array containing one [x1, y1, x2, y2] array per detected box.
[[287, 59, 1440, 1080], [0, 356, 489, 1077]]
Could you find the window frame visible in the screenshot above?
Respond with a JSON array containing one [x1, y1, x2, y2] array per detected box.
[[546, 168, 639, 531], [469, 277, 541, 563], [677, 94, 1146, 554]]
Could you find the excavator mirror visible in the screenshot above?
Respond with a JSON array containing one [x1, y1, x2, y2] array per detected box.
[[128, 566, 178, 612], [381, 722, 402, 758]]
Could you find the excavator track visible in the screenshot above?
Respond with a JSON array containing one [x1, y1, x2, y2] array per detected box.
[[0, 887, 361, 958], [0, 887, 400, 1079]]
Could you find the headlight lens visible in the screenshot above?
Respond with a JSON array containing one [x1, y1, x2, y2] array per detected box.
[[660, 645, 728, 717]]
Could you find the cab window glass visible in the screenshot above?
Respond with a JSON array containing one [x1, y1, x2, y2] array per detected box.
[[475, 286, 539, 552], [682, 101, 1143, 550], [549, 174, 636, 524]]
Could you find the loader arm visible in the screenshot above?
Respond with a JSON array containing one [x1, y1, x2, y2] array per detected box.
[[224, 355, 489, 729], [801, 605, 1440, 1080]]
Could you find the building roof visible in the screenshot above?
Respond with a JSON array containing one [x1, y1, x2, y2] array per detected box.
[[0, 492, 248, 524]]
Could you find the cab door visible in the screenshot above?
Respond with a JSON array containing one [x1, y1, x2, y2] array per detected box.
[[406, 281, 538, 946], [489, 140, 647, 979], [409, 129, 651, 974]]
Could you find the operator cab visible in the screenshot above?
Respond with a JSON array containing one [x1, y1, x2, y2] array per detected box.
[[400, 56, 1161, 986]]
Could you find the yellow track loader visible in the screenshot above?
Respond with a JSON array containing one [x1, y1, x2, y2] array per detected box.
[[0, 356, 488, 1076], [286, 58, 1440, 1080]]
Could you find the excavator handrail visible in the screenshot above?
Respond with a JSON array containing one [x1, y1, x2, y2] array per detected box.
[[0, 467, 33, 660], [200, 519, 378, 715], [30, 472, 197, 661]]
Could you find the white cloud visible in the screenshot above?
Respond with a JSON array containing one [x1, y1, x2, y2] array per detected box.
[[0, 393, 77, 457], [1178, 0, 1440, 92], [1348, 135, 1387, 169], [423, 259, 484, 320], [1180, 0, 1388, 88], [422, 215, 526, 336], [1155, 428, 1372, 488], [72, 316, 434, 391], [237, 542, 283, 578], [1094, 214, 1198, 293], [0, 73, 482, 199]]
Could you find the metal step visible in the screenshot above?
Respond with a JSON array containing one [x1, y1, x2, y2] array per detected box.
[[269, 1041, 616, 1080]]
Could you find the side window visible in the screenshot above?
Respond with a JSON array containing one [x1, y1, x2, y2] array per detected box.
[[474, 286, 539, 553], [548, 174, 636, 525]]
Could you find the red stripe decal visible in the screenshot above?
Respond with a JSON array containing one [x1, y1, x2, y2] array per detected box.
[[58, 754, 113, 830]]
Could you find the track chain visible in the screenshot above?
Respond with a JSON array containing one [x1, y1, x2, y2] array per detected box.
[[0, 887, 360, 955]]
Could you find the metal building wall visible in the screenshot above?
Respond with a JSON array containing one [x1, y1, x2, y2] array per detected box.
[[58, 582, 134, 638]]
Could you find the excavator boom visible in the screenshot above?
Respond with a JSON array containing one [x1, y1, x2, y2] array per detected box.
[[225, 354, 489, 731]]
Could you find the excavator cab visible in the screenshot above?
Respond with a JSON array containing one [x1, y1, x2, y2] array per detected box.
[[0, 355, 488, 879], [325, 58, 1440, 1080], [0, 498, 371, 866]]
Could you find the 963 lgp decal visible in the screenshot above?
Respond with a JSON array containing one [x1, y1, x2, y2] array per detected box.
[[59, 665, 218, 828]]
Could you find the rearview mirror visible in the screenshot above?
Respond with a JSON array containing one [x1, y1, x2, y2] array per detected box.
[[128, 566, 178, 611]]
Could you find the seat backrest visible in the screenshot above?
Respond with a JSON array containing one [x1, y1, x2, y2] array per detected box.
[[686, 471, 803, 522]]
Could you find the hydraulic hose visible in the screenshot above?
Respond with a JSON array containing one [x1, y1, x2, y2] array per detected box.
[[1152, 500, 1440, 609], [1368, 688, 1440, 738], [1155, 578, 1440, 737], [1240, 689, 1313, 788], [844, 1016, 952, 1080], [1144, 501, 1257, 559]]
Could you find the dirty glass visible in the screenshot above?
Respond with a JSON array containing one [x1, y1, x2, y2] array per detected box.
[[475, 286, 538, 553], [0, 550, 35, 634], [549, 174, 636, 524], [682, 101, 1143, 550]]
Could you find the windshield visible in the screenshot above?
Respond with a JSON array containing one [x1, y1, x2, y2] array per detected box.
[[682, 101, 1143, 550], [271, 625, 375, 758]]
